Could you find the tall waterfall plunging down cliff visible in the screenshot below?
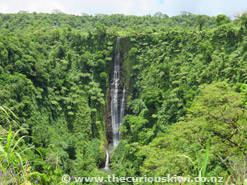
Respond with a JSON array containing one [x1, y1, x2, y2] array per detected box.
[[111, 36, 125, 147], [120, 86, 126, 127]]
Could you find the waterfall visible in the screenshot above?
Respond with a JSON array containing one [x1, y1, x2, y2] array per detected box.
[[120, 86, 126, 127], [104, 151, 109, 169], [111, 36, 125, 146]]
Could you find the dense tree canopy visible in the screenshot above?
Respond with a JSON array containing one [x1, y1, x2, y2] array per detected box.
[[0, 12, 247, 184]]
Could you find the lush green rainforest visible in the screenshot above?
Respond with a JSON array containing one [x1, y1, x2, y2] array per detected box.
[[0, 12, 247, 184]]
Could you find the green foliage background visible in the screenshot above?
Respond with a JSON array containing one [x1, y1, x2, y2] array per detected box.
[[0, 12, 247, 184]]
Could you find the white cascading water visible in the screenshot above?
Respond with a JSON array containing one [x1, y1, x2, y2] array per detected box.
[[104, 37, 125, 169], [104, 151, 109, 169], [111, 36, 125, 147], [120, 86, 126, 127]]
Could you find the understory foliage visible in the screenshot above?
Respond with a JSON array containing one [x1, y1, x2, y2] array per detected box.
[[1, 12, 247, 184]]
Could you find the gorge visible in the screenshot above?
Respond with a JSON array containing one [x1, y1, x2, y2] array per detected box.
[[1, 12, 247, 184]]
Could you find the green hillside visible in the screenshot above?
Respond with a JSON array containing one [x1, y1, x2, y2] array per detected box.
[[0, 12, 247, 184]]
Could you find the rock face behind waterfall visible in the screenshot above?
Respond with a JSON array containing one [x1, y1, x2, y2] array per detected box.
[[110, 36, 126, 147]]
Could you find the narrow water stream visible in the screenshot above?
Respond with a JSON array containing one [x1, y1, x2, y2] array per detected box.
[[104, 151, 109, 169]]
